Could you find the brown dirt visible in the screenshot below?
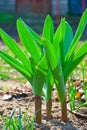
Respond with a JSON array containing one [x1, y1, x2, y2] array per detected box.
[[0, 80, 87, 130]]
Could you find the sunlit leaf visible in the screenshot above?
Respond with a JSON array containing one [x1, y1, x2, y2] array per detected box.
[[43, 15, 54, 43], [17, 19, 41, 63], [42, 38, 58, 70], [0, 29, 33, 75], [0, 51, 32, 82], [64, 41, 87, 82], [66, 9, 87, 61]]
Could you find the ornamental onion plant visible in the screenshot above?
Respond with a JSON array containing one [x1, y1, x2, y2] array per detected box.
[[0, 18, 54, 123], [0, 20, 48, 123], [0, 9, 87, 123], [17, 20, 53, 120], [42, 9, 87, 122]]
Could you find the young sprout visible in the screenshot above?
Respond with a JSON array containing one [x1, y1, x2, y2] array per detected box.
[[68, 80, 76, 111], [81, 61, 87, 103]]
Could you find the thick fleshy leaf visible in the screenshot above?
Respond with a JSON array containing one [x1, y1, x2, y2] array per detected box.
[[66, 9, 87, 61], [17, 19, 41, 63], [42, 38, 65, 104], [33, 69, 46, 96], [59, 22, 73, 68], [43, 15, 54, 43], [64, 41, 87, 82], [32, 55, 48, 96], [0, 29, 33, 75], [42, 38, 58, 70], [53, 18, 65, 51], [53, 19, 65, 66], [36, 53, 48, 76], [52, 62, 66, 105], [26, 25, 41, 45], [0, 51, 32, 82], [43, 69, 54, 103], [63, 22, 73, 58], [26, 25, 43, 52], [32, 54, 48, 96]]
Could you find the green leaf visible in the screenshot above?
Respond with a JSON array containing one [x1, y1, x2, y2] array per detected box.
[[53, 19, 66, 66], [42, 38, 58, 70], [63, 22, 73, 58], [64, 41, 87, 82], [32, 54, 48, 96], [43, 15, 54, 43], [36, 53, 48, 76], [0, 29, 33, 75], [26, 25, 43, 52], [66, 9, 87, 61], [43, 69, 54, 103], [59, 22, 73, 68], [26, 25, 41, 45], [32, 69, 46, 96], [33, 69, 46, 96], [52, 62, 66, 104], [42, 38, 65, 104], [0, 51, 32, 82], [17, 19, 41, 63], [53, 18, 65, 51]]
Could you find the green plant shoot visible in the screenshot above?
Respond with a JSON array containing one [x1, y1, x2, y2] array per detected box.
[[0, 9, 87, 123], [42, 9, 87, 122]]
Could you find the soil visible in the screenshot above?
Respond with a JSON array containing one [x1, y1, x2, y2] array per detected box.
[[0, 80, 87, 130]]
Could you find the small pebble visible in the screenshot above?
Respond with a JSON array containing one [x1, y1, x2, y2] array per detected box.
[[2, 94, 13, 101], [81, 95, 86, 101]]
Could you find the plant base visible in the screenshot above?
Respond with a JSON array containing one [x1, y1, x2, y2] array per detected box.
[[34, 96, 41, 123], [61, 98, 68, 122], [46, 99, 52, 119]]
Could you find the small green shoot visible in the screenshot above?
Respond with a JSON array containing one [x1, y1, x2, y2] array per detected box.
[[0, 108, 35, 130], [68, 80, 76, 111]]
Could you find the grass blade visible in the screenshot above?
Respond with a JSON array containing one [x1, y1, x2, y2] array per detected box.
[[18, 108, 23, 130]]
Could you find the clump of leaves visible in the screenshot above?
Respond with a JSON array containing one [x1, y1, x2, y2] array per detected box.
[[0, 9, 87, 123], [41, 9, 87, 121]]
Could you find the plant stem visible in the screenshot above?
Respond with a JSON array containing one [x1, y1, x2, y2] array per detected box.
[[34, 96, 41, 123], [61, 98, 67, 122], [46, 98, 52, 119], [52, 63, 68, 122]]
